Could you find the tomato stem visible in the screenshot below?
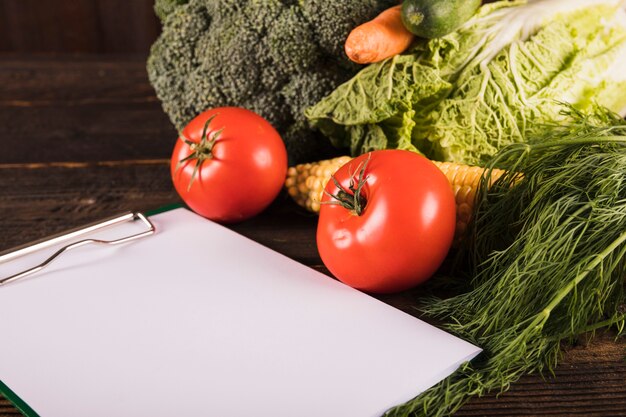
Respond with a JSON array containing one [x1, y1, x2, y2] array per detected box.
[[176, 114, 223, 191], [323, 153, 370, 216]]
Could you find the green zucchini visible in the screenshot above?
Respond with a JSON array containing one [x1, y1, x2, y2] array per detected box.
[[401, 0, 481, 39]]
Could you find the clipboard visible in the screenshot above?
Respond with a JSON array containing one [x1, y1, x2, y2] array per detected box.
[[0, 205, 480, 417]]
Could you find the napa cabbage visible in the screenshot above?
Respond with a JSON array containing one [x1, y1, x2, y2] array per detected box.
[[306, 0, 626, 165]]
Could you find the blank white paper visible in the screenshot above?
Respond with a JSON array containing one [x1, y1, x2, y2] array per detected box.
[[0, 208, 480, 417]]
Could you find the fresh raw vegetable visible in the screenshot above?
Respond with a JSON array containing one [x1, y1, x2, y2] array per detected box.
[[307, 0, 626, 165], [286, 155, 504, 244], [401, 0, 480, 38], [154, 0, 186, 20], [385, 107, 626, 416], [345, 5, 415, 64], [286, 156, 354, 214], [317, 150, 456, 293], [148, 0, 397, 164], [171, 107, 287, 223]]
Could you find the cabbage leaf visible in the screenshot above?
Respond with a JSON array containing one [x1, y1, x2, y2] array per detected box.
[[306, 0, 626, 165]]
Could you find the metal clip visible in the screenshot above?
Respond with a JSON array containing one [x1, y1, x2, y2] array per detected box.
[[0, 212, 155, 287]]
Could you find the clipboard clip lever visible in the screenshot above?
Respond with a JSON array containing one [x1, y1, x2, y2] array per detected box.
[[0, 212, 155, 287]]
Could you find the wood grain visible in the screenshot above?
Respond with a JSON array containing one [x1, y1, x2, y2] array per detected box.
[[0, 56, 175, 164], [0, 55, 624, 417], [0, 0, 160, 54]]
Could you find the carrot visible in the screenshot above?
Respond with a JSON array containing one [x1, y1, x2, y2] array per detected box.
[[345, 5, 415, 64]]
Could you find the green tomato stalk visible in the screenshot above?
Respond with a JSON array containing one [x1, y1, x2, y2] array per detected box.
[[177, 114, 224, 191], [323, 154, 370, 216]]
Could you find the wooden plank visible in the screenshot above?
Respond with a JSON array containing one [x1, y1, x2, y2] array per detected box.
[[0, 56, 157, 104], [0, 399, 22, 417], [0, 104, 175, 163], [0, 0, 159, 54], [0, 0, 98, 53], [94, 0, 161, 54], [0, 163, 176, 250], [457, 333, 626, 416], [0, 56, 176, 164], [0, 4, 9, 51]]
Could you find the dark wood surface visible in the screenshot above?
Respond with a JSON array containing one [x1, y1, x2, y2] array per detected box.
[[0, 0, 159, 54], [0, 55, 624, 416]]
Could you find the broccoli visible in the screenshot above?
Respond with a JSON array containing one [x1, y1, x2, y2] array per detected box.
[[153, 0, 188, 21], [148, 0, 396, 164]]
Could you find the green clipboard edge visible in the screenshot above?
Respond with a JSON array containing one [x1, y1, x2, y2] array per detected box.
[[0, 202, 184, 417], [145, 202, 184, 217], [0, 380, 40, 417]]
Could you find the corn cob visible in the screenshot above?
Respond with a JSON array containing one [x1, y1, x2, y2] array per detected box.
[[285, 156, 505, 243]]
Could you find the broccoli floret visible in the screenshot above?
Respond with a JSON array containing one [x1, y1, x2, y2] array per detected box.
[[148, 0, 396, 164], [282, 69, 347, 119], [301, 1, 396, 70], [154, 0, 189, 22], [266, 7, 320, 73]]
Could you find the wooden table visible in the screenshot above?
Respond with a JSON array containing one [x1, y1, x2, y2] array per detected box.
[[0, 55, 624, 417]]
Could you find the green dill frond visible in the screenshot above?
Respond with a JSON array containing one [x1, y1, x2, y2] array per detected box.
[[386, 106, 626, 417]]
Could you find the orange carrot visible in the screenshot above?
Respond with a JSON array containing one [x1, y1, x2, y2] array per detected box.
[[345, 5, 415, 64]]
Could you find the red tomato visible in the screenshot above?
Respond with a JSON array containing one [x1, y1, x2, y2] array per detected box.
[[171, 107, 287, 223], [317, 150, 456, 294]]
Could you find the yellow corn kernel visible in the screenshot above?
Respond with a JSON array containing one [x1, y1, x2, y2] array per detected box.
[[285, 156, 505, 243]]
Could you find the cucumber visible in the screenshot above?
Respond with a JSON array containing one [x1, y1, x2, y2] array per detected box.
[[401, 0, 481, 39]]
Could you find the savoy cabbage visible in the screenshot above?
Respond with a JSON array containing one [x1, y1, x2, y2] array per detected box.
[[306, 0, 626, 165]]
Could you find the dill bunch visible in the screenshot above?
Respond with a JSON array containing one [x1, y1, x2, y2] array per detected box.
[[385, 107, 626, 417]]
